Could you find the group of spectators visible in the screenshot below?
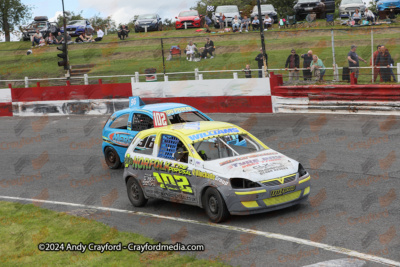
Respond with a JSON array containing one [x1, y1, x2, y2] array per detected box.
[[184, 37, 215, 61], [216, 13, 273, 33]]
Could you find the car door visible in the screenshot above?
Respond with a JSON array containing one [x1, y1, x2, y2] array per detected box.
[[153, 133, 197, 204], [107, 112, 133, 160]]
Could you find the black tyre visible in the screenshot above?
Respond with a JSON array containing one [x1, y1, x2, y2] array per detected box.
[[127, 177, 148, 207], [104, 147, 121, 169], [203, 187, 230, 223]]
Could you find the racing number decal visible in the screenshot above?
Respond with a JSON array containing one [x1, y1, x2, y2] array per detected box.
[[153, 172, 193, 194], [153, 111, 168, 128]]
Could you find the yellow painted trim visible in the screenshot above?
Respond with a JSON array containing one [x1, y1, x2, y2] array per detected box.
[[261, 173, 296, 184], [299, 176, 311, 184], [241, 201, 259, 208], [235, 189, 266, 195], [304, 187, 310, 195], [263, 191, 301, 206]]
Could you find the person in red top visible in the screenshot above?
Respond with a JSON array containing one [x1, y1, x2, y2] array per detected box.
[[371, 45, 383, 82]]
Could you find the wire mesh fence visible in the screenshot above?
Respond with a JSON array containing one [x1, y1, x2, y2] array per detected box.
[[1, 26, 399, 88]]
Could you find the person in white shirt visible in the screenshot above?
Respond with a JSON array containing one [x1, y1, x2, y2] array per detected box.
[[232, 15, 241, 32], [95, 28, 104, 42], [185, 41, 197, 61], [364, 8, 375, 23], [263, 14, 273, 30]]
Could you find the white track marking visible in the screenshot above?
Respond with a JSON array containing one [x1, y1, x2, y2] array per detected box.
[[1, 195, 399, 267]]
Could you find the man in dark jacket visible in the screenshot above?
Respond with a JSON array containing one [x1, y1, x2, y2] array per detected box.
[[200, 38, 214, 59], [285, 49, 300, 82], [301, 50, 313, 81], [255, 48, 268, 78], [375, 46, 393, 83]]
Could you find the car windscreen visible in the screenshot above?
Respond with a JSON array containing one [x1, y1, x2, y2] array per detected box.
[[341, 0, 363, 4], [193, 134, 265, 161], [68, 20, 86, 25], [168, 111, 209, 124], [179, 11, 198, 17], [138, 14, 157, 19], [297, 0, 319, 3], [253, 5, 275, 12], [215, 6, 239, 13]]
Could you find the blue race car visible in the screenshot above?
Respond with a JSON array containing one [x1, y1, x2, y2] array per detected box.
[[377, 0, 400, 12], [102, 97, 213, 169], [60, 19, 94, 36]]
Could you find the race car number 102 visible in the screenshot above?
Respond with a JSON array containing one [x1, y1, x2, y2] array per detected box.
[[153, 111, 168, 127], [153, 172, 193, 194]]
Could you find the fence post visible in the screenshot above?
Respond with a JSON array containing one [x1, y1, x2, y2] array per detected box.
[[24, 77, 29, 88], [331, 29, 336, 79], [262, 67, 266, 78], [164, 75, 169, 82], [397, 63, 400, 83], [195, 68, 199, 80], [131, 77, 135, 89], [233, 72, 238, 79], [199, 74, 203, 80], [334, 64, 339, 81], [84, 74, 89, 85], [184, 22, 187, 29], [135, 72, 140, 83]]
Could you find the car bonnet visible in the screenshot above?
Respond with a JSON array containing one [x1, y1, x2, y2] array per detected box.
[[202, 149, 299, 182]]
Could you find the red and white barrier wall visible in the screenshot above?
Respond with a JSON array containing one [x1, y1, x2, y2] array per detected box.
[[0, 88, 12, 117], [2, 78, 272, 116]]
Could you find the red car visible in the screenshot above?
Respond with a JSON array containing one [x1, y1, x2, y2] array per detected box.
[[175, 10, 203, 29]]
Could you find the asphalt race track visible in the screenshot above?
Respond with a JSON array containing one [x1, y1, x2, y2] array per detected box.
[[1, 113, 399, 266]]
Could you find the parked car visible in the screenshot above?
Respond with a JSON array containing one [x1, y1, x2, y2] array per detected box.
[[339, 0, 366, 17], [250, 4, 279, 24], [377, 0, 400, 12], [60, 20, 94, 36], [21, 16, 59, 41], [175, 10, 203, 29], [212, 5, 241, 28], [135, 14, 163, 32], [294, 0, 332, 19]]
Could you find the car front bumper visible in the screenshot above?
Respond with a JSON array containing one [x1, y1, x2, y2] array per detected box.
[[224, 175, 311, 215], [135, 24, 158, 31], [176, 21, 202, 28]]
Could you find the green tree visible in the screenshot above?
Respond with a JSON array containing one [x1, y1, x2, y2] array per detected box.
[[56, 10, 84, 27], [0, 0, 32, 42], [192, 0, 255, 17], [89, 14, 116, 31]]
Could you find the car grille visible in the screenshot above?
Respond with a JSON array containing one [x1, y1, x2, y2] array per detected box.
[[262, 174, 296, 187], [68, 28, 77, 31], [301, 3, 317, 7]]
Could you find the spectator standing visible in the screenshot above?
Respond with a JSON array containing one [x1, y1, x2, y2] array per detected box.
[[240, 15, 250, 32], [347, 45, 367, 79], [185, 41, 197, 61], [242, 64, 252, 78], [200, 37, 214, 59], [31, 30, 42, 47], [285, 49, 300, 82], [255, 48, 268, 78], [364, 8, 375, 23], [375, 47, 393, 82], [204, 15, 212, 33], [95, 28, 104, 42], [252, 16, 260, 30], [309, 55, 326, 81], [217, 13, 225, 29], [371, 45, 382, 82], [232, 15, 241, 32], [263, 14, 273, 30], [55, 32, 64, 44], [301, 50, 313, 81]]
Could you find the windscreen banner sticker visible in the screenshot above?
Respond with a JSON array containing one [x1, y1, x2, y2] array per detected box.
[[219, 151, 278, 166], [188, 128, 240, 141], [165, 107, 194, 116], [270, 185, 296, 197], [109, 132, 134, 147]]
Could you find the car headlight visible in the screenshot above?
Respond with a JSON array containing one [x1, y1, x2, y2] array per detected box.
[[231, 178, 262, 189], [194, 17, 200, 20], [298, 164, 308, 178]]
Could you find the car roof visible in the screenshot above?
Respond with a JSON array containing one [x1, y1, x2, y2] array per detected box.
[[112, 103, 199, 117], [137, 121, 248, 144]]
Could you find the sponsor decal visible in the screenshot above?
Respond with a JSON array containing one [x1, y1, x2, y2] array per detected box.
[[109, 132, 133, 147], [153, 172, 193, 194], [188, 128, 240, 141], [215, 177, 229, 186], [192, 169, 215, 180], [124, 154, 191, 175], [142, 173, 156, 187], [253, 162, 289, 175], [164, 107, 193, 115], [270, 185, 296, 197], [219, 151, 277, 167]]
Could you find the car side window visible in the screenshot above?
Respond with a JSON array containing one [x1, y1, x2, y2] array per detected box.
[[135, 135, 156, 155], [110, 113, 130, 129], [132, 113, 154, 131], [158, 134, 189, 163]]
